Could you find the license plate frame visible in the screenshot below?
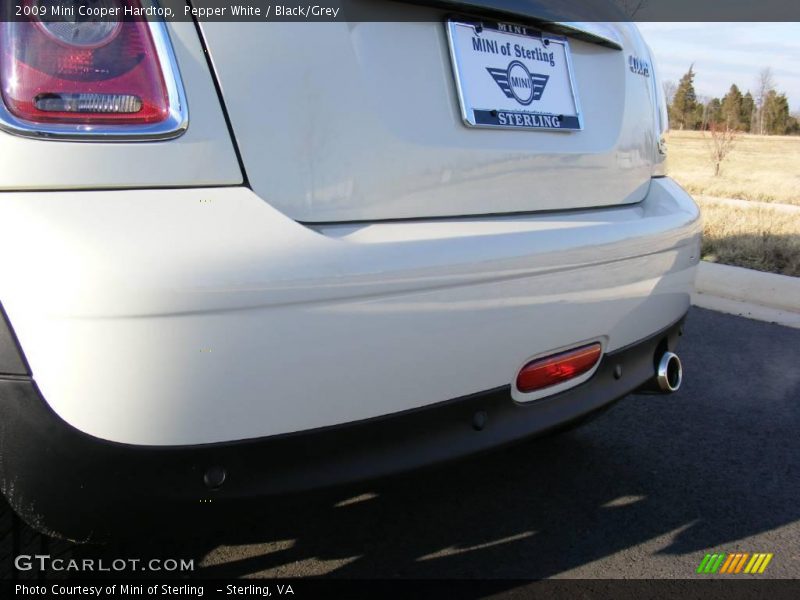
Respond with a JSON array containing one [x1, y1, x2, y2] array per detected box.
[[446, 19, 583, 132]]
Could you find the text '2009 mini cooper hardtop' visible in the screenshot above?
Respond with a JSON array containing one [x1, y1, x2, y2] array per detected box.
[[0, 3, 699, 541]]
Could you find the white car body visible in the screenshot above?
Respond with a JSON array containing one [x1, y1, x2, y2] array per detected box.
[[0, 11, 699, 539], [0, 180, 698, 445]]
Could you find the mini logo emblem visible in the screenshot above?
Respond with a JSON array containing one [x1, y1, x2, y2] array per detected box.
[[487, 61, 549, 106]]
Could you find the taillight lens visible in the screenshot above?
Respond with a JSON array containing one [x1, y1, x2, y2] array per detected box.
[[516, 343, 602, 393], [0, 0, 186, 139]]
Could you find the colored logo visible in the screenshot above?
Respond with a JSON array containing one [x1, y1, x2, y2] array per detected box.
[[487, 61, 549, 106], [696, 552, 773, 574]]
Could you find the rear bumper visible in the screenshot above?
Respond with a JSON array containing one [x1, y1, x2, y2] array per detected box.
[[0, 175, 698, 539], [0, 177, 700, 447], [0, 315, 684, 541]]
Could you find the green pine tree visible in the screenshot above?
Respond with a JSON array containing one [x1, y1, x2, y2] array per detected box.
[[670, 66, 698, 130], [706, 98, 722, 128], [720, 84, 743, 129], [740, 92, 755, 132], [763, 91, 791, 134]]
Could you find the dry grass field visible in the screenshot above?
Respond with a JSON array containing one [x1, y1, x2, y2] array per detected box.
[[666, 131, 800, 205], [665, 131, 800, 276], [696, 196, 800, 277]]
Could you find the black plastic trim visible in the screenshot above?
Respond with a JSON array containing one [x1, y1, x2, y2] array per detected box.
[[0, 303, 29, 377], [0, 315, 685, 540]]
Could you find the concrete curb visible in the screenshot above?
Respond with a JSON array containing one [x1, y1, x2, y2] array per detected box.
[[695, 195, 800, 214], [693, 262, 800, 329]]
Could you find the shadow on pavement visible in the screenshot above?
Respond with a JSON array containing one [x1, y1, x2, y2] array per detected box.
[[76, 308, 800, 579]]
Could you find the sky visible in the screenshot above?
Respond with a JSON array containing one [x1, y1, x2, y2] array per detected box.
[[636, 23, 800, 112]]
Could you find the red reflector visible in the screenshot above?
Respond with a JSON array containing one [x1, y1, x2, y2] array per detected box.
[[516, 343, 602, 393]]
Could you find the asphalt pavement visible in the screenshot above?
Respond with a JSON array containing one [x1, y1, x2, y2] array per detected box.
[[75, 307, 800, 580]]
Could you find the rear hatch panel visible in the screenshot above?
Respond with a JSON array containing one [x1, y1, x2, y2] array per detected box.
[[200, 11, 657, 222]]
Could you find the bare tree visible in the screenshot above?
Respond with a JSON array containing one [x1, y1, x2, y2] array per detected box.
[[663, 80, 678, 105], [705, 123, 739, 176], [697, 94, 711, 131], [754, 67, 776, 135]]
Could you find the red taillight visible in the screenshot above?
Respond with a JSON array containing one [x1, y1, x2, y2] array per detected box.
[[0, 1, 186, 139], [516, 343, 602, 393]]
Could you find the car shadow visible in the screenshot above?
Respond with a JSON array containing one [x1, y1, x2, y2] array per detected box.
[[701, 230, 800, 278]]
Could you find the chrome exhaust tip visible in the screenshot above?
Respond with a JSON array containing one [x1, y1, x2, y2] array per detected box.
[[655, 352, 682, 393]]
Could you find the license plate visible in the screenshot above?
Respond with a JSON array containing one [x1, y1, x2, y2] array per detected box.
[[446, 19, 582, 131]]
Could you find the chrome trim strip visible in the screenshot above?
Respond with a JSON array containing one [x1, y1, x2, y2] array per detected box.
[[405, 0, 625, 50], [551, 22, 623, 50], [0, 16, 188, 143]]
